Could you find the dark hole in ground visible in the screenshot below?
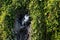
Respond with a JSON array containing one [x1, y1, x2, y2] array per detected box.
[[13, 7, 31, 40]]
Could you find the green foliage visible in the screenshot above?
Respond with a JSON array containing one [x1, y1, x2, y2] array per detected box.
[[29, 0, 60, 40], [0, 0, 60, 40]]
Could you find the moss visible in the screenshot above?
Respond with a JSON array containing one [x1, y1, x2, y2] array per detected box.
[[0, 0, 60, 40]]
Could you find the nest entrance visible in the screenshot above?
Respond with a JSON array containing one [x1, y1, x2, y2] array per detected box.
[[14, 7, 31, 40]]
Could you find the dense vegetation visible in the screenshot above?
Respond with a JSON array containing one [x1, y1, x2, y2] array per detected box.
[[0, 0, 60, 40]]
